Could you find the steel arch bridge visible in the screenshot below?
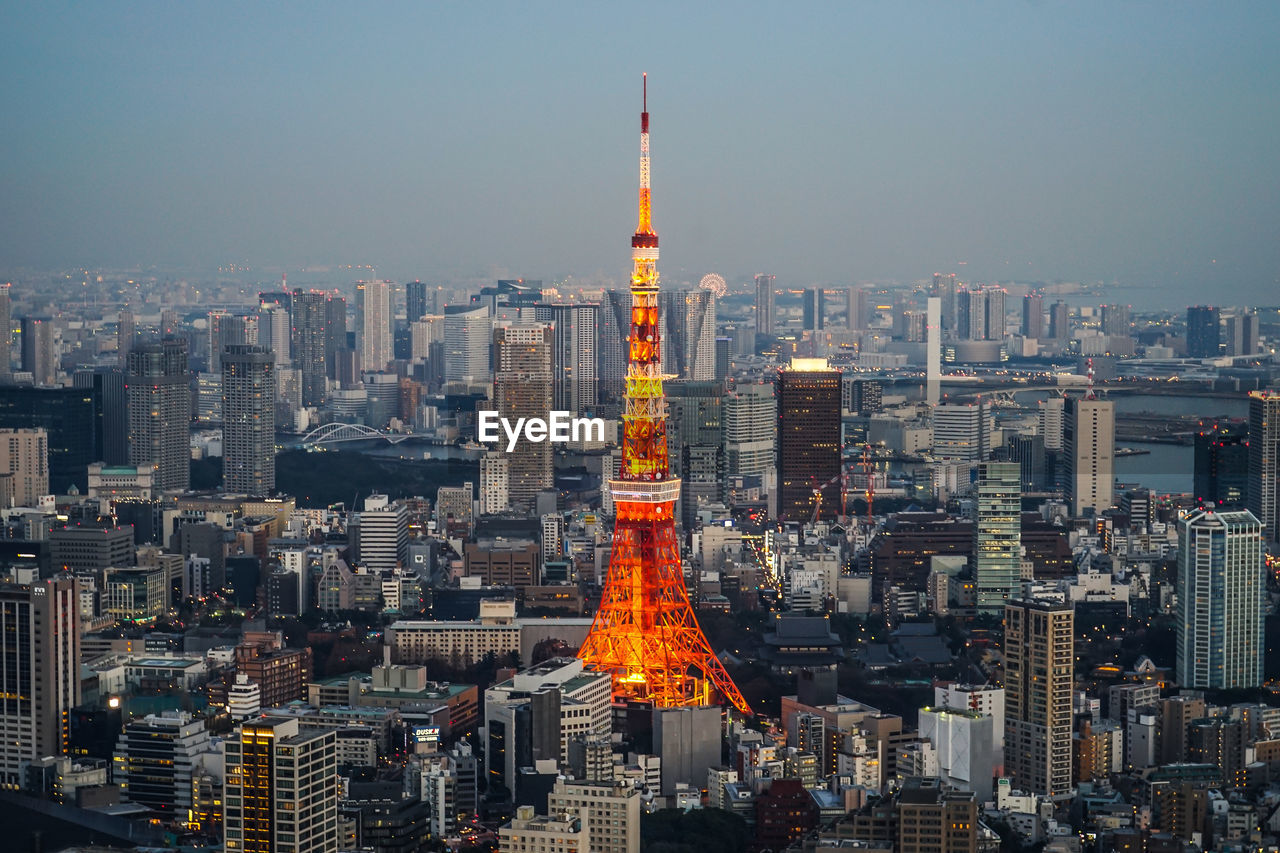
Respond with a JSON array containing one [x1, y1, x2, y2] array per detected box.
[[299, 423, 409, 445]]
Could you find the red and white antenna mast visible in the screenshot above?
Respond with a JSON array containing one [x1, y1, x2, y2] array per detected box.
[[1085, 357, 1097, 400]]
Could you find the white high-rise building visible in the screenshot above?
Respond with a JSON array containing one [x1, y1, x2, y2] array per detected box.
[[356, 279, 393, 373], [356, 495, 408, 572], [932, 401, 992, 462], [480, 454, 510, 515], [919, 707, 995, 802], [724, 383, 776, 479], [1175, 508, 1264, 689], [1064, 395, 1114, 516], [552, 304, 597, 414], [444, 306, 492, 385], [541, 513, 565, 561], [660, 290, 716, 380], [1038, 396, 1065, 452]]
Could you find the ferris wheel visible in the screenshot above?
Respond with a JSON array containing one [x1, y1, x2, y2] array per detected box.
[[698, 273, 727, 298]]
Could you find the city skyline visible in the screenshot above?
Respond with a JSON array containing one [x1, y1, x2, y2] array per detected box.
[[2, 3, 1279, 304]]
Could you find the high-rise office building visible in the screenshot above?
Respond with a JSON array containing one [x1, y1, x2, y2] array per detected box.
[[0, 384, 106, 490], [932, 273, 958, 332], [956, 286, 1005, 342], [0, 577, 81, 788], [1225, 312, 1260, 357], [776, 358, 841, 522], [755, 274, 776, 335], [724, 383, 776, 481], [224, 716, 339, 853], [356, 279, 393, 373], [290, 291, 329, 406], [1248, 391, 1280, 541], [802, 288, 825, 331], [551, 304, 597, 414], [406, 280, 429, 323], [1194, 424, 1248, 508], [257, 303, 291, 367], [974, 462, 1021, 614], [117, 308, 135, 366], [1175, 509, 1264, 689], [21, 317, 56, 386], [1186, 306, 1221, 358], [444, 306, 491, 385], [667, 380, 724, 526], [493, 324, 553, 509], [0, 284, 9, 378], [323, 293, 346, 379], [1064, 395, 1114, 516], [114, 711, 211, 812], [843, 287, 868, 332], [0, 428, 48, 507], [1100, 304, 1130, 337], [222, 344, 275, 495], [127, 339, 191, 493], [1048, 301, 1070, 341], [1038, 396, 1065, 452], [1021, 293, 1044, 340], [597, 290, 631, 402], [932, 401, 991, 462], [355, 494, 408, 571], [1005, 599, 1074, 798], [660, 290, 715, 380]]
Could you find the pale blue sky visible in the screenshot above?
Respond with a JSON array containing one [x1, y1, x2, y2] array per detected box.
[[2, 2, 1278, 302]]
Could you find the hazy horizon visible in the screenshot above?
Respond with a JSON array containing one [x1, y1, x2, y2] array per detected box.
[[3, 2, 1278, 304]]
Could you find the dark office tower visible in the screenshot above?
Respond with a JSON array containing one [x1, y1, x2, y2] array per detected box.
[[714, 336, 731, 381], [1021, 293, 1044, 339], [290, 291, 328, 406], [406, 280, 428, 323], [22, 317, 56, 386], [843, 378, 883, 416], [127, 339, 191, 493], [0, 386, 103, 492], [0, 577, 81, 788], [1005, 599, 1073, 798], [1248, 390, 1280, 541], [802, 288, 825, 331], [932, 273, 958, 332], [222, 345, 275, 495], [493, 324, 554, 510], [598, 290, 632, 403], [1194, 425, 1248, 508], [666, 379, 723, 478], [1048, 301, 1070, 340], [955, 288, 984, 340], [776, 358, 841, 522], [0, 284, 9, 378], [1186, 306, 1221, 358], [82, 368, 127, 465], [159, 309, 179, 339], [846, 287, 871, 331], [117, 308, 136, 366], [755, 274, 777, 335], [1007, 434, 1047, 491], [324, 293, 346, 379], [551, 304, 597, 414], [1100, 304, 1130, 337]]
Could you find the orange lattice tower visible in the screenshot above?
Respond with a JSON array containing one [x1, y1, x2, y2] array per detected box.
[[577, 76, 750, 715]]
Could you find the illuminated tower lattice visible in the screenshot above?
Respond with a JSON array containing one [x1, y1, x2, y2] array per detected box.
[[578, 76, 749, 715]]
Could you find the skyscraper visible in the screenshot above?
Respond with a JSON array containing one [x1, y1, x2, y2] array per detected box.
[[1038, 396, 1065, 452], [323, 293, 346, 379], [356, 494, 408, 571], [257, 303, 291, 366], [127, 339, 191, 493], [493, 323, 554, 509], [660, 290, 716, 380], [117, 308, 135, 366], [931, 401, 991, 462], [1100, 304, 1130, 337], [847, 287, 871, 331], [1225, 312, 1260, 357], [1186, 306, 1221, 358], [1048, 301, 1070, 341], [1174, 508, 1263, 690], [1064, 395, 1115, 516], [1021, 293, 1044, 340], [956, 285, 1005, 342], [21, 316, 56, 386], [0, 284, 9, 378], [1194, 424, 1248, 508], [0, 577, 81, 788], [776, 358, 841, 522], [597, 290, 632, 402], [1248, 390, 1280, 541], [356, 279, 393, 373], [0, 427, 49, 506], [802, 288, 825, 331], [290, 291, 329, 406], [1004, 599, 1073, 799], [755, 274, 776, 335], [974, 462, 1021, 614], [444, 306, 491, 386], [932, 273, 958, 333], [224, 717, 339, 853], [551, 304, 597, 414], [222, 344, 275, 495], [406, 280, 429, 323], [724, 383, 776, 481]]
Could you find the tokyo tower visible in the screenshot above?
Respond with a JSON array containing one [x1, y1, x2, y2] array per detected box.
[[577, 76, 750, 716]]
